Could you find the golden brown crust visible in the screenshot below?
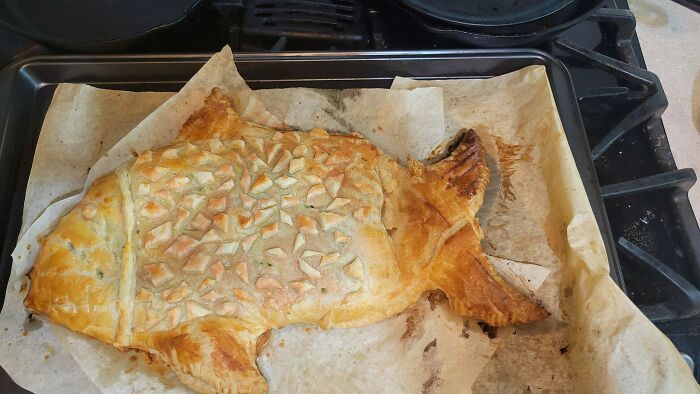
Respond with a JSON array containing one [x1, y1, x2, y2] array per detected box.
[[386, 131, 548, 327], [26, 89, 548, 393], [176, 88, 251, 142], [25, 174, 125, 343], [429, 224, 549, 327], [409, 130, 490, 225], [133, 318, 266, 394]]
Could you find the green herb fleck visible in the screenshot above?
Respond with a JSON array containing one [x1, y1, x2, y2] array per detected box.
[[96, 269, 104, 279]]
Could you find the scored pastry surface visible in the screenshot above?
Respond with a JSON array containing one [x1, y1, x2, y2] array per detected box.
[[131, 125, 378, 334], [25, 88, 548, 394]]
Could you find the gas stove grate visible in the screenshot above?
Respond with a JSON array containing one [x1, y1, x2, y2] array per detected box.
[[242, 0, 369, 49], [550, 4, 700, 377], [619, 237, 700, 322], [554, 38, 666, 160], [552, 3, 700, 354]]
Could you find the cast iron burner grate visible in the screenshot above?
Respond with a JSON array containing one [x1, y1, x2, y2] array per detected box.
[[552, 7, 700, 325], [549, 2, 700, 378], [242, 0, 369, 49]]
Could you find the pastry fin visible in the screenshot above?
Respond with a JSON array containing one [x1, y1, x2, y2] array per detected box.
[[135, 317, 267, 393], [177, 88, 249, 142]]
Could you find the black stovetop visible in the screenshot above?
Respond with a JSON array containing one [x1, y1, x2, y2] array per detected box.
[[1, 0, 699, 385]]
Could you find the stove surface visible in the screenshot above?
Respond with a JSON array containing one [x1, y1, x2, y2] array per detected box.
[[1, 0, 699, 385]]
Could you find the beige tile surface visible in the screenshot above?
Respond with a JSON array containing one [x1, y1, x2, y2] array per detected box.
[[628, 0, 700, 223]]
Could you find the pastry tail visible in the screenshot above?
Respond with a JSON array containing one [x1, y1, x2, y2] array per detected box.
[[429, 224, 550, 327], [412, 130, 549, 327]]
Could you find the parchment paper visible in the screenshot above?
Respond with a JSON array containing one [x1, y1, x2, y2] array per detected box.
[[257, 294, 495, 394], [255, 87, 446, 164], [0, 47, 544, 393], [1, 46, 697, 393], [20, 85, 175, 234], [4, 47, 543, 393], [391, 72, 699, 393]]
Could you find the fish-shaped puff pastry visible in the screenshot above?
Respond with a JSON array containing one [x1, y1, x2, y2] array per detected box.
[[25, 88, 548, 393]]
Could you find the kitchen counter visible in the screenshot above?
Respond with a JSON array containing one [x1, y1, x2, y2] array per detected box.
[[629, 0, 700, 223]]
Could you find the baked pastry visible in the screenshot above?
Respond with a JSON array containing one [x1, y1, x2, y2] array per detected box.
[[25, 88, 548, 393]]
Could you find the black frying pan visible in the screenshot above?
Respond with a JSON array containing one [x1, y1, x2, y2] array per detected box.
[[0, 0, 203, 52], [392, 0, 605, 47], [399, 0, 578, 31]]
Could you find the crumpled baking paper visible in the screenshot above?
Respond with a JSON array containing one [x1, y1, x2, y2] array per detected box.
[[1, 46, 696, 393], [391, 73, 699, 393]]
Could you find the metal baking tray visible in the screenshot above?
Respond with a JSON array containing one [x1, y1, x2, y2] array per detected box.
[[0, 50, 625, 314]]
